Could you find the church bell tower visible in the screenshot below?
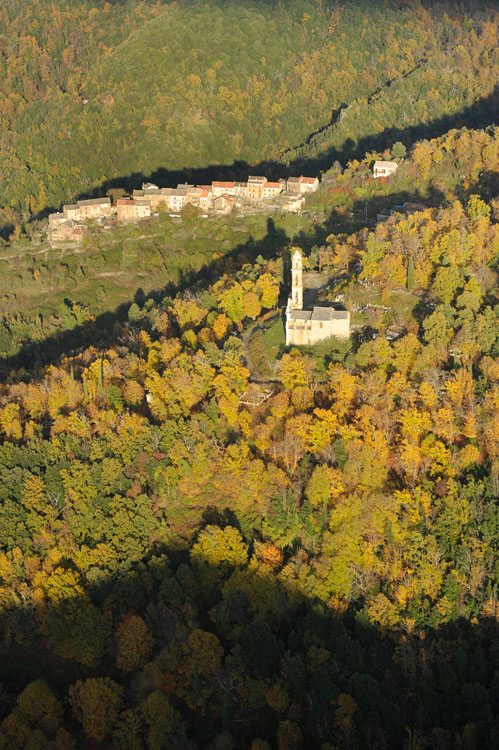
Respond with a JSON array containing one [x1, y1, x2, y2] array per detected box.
[[291, 249, 303, 310]]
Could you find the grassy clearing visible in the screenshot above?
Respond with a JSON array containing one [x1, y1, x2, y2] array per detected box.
[[248, 331, 271, 378], [0, 212, 317, 357], [262, 316, 286, 366]]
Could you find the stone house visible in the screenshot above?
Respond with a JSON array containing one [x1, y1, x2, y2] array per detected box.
[[63, 204, 81, 221], [285, 176, 302, 194], [199, 189, 213, 211], [247, 176, 267, 200], [282, 195, 305, 213], [402, 202, 427, 216], [117, 198, 151, 221], [214, 194, 234, 214], [285, 249, 350, 345], [376, 201, 427, 224], [299, 176, 319, 193], [212, 181, 236, 197], [49, 220, 86, 245], [134, 187, 173, 211], [262, 181, 283, 198], [169, 188, 189, 212], [76, 197, 112, 219], [48, 212, 66, 229], [187, 187, 203, 207], [234, 181, 248, 198], [373, 160, 398, 178]]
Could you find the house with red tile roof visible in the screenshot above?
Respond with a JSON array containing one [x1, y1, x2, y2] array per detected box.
[[262, 181, 283, 198], [212, 181, 236, 197], [299, 176, 319, 193], [214, 194, 234, 214], [117, 198, 151, 221]]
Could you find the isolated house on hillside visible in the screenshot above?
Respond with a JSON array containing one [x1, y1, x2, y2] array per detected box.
[[285, 249, 350, 345], [376, 201, 427, 224], [402, 202, 427, 216], [373, 160, 398, 178]]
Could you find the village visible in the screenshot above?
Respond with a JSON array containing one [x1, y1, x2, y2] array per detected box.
[[46, 159, 416, 247], [47, 173, 323, 245]]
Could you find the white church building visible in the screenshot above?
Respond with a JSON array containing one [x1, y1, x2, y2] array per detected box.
[[285, 249, 350, 346]]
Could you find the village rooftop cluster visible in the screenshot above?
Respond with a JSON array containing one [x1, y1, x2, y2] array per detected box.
[[47, 174, 321, 244]]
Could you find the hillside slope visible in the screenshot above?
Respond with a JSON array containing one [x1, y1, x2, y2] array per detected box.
[[2, 0, 499, 233]]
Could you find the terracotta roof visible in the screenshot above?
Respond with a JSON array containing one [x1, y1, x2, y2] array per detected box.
[[264, 182, 281, 189], [300, 176, 317, 184], [117, 198, 135, 205], [212, 181, 235, 188]]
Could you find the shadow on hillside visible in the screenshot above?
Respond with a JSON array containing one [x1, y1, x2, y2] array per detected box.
[[0, 172, 451, 381], [1, 538, 499, 748], [3, 72, 497, 380], [0, 218, 289, 378], [29, 83, 499, 227], [279, 82, 499, 174]]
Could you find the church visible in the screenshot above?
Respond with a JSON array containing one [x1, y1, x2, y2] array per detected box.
[[285, 249, 350, 346]]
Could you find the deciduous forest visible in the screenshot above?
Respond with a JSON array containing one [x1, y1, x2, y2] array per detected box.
[[1, 1, 499, 749]]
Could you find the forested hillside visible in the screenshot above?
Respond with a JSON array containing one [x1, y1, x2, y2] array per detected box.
[[2, 0, 499, 747], [0, 123, 499, 746], [2, 0, 499, 235]]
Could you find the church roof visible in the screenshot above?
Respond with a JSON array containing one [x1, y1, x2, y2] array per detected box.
[[289, 310, 312, 321], [311, 307, 349, 321]]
